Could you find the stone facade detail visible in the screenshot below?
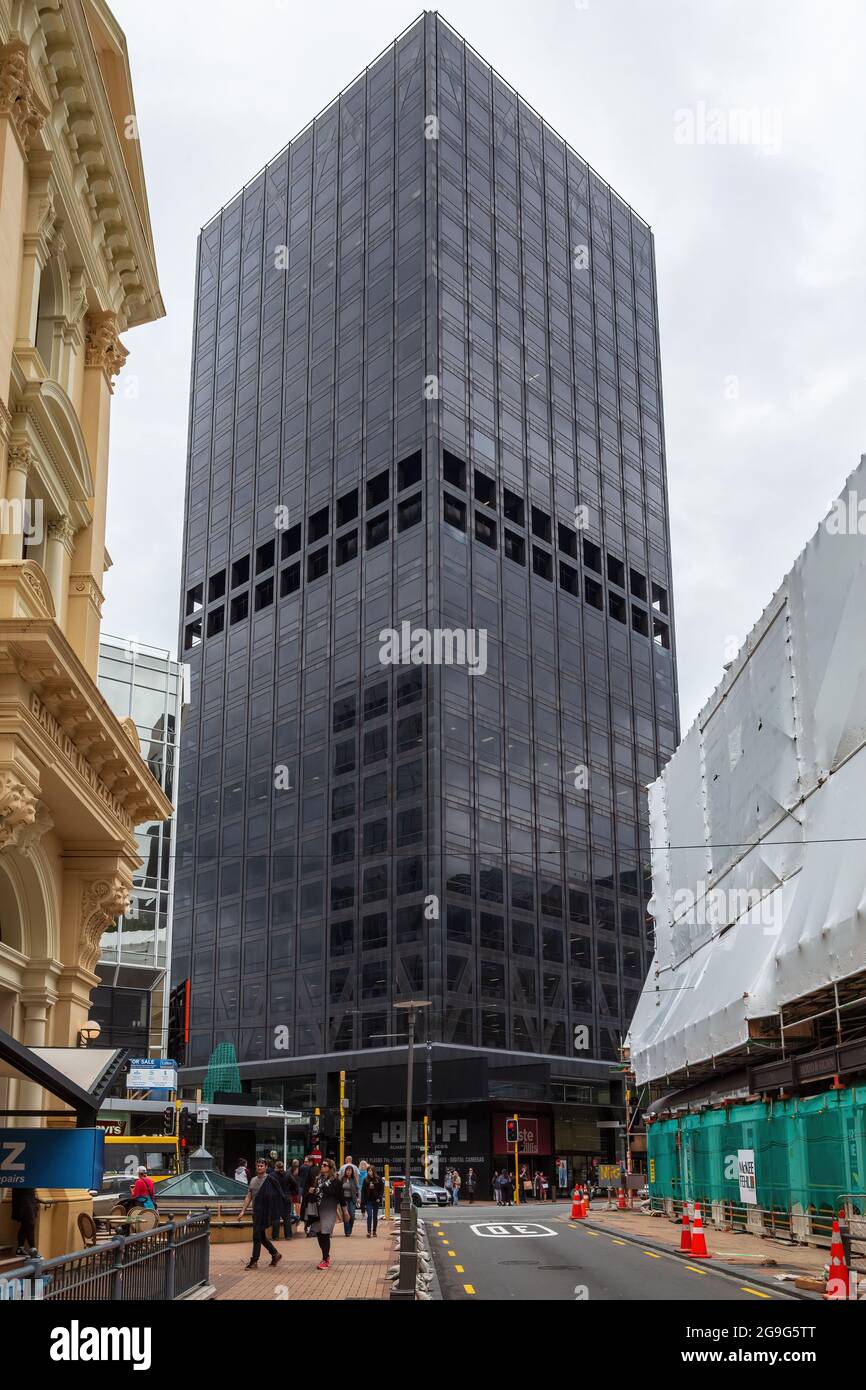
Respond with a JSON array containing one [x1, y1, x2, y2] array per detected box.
[[0, 772, 38, 851], [0, 43, 48, 154], [84, 311, 129, 382], [80, 876, 131, 970]]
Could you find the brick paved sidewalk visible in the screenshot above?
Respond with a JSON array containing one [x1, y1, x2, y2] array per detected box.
[[211, 1219, 394, 1301], [581, 1205, 843, 1286]]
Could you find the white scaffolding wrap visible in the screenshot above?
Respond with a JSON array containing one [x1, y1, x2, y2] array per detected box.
[[627, 455, 866, 1085]]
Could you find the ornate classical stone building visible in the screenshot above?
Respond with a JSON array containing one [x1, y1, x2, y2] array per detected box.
[[0, 0, 170, 1145]]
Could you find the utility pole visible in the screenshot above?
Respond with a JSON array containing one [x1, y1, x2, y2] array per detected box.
[[339, 1070, 346, 1168], [391, 999, 430, 1300]]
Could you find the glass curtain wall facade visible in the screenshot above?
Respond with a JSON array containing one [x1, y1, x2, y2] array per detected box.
[[95, 635, 189, 1053], [176, 15, 677, 1096]]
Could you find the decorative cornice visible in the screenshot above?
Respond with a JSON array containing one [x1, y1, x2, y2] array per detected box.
[[84, 311, 129, 385], [0, 771, 38, 852], [0, 42, 49, 156], [69, 572, 104, 615], [80, 875, 131, 972]]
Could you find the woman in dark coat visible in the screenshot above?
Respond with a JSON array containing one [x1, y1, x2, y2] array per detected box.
[[307, 1158, 349, 1269], [363, 1165, 385, 1237]]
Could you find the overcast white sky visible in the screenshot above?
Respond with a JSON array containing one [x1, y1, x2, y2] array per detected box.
[[104, 0, 866, 731]]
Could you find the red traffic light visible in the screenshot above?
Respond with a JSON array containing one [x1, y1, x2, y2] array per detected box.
[[506, 1119, 519, 1145]]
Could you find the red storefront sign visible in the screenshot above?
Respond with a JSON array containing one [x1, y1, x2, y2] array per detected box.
[[493, 1114, 551, 1155]]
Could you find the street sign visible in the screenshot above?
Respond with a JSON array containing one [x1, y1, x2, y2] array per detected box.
[[0, 1128, 104, 1189]]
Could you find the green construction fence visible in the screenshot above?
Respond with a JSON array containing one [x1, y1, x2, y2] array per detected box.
[[647, 1086, 866, 1217]]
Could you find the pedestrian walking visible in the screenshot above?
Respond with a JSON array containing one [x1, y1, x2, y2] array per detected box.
[[307, 1158, 350, 1270], [339, 1158, 360, 1235], [271, 1159, 295, 1240], [289, 1159, 302, 1226], [234, 1157, 249, 1186], [358, 1159, 369, 1213], [301, 1161, 321, 1234], [444, 1169, 453, 1202], [451, 1169, 461, 1205], [241, 1158, 284, 1270], [364, 1164, 384, 1237], [466, 1167, 477, 1205], [11, 1187, 38, 1257]]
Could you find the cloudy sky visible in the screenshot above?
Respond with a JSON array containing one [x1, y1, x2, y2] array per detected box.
[[105, 0, 866, 730]]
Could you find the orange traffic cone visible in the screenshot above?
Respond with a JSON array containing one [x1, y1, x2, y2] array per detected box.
[[570, 1186, 583, 1220], [680, 1207, 692, 1252], [689, 1202, 711, 1258], [582, 1187, 590, 1218], [617, 1187, 626, 1210], [824, 1219, 850, 1300]]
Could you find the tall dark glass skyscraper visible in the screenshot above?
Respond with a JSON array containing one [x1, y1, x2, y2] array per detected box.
[[175, 13, 678, 1184]]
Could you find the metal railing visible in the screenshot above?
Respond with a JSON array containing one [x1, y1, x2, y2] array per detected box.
[[4, 1215, 210, 1302], [650, 1194, 866, 1251]]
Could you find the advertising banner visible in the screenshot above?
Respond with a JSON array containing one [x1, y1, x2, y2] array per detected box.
[[737, 1148, 757, 1205]]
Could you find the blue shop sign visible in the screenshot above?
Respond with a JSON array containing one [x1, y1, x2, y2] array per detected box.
[[0, 1128, 104, 1189]]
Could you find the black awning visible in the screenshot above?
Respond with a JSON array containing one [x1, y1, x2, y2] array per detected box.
[[0, 1026, 128, 1126]]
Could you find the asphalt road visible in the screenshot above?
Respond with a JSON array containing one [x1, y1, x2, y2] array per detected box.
[[424, 1205, 789, 1302]]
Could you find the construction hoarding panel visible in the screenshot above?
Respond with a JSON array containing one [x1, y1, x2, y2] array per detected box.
[[628, 456, 866, 1084]]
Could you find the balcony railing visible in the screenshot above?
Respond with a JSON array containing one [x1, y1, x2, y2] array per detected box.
[[6, 1214, 210, 1301]]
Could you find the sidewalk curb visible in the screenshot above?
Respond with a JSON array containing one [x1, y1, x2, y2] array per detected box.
[[417, 1217, 445, 1301], [578, 1217, 821, 1301]]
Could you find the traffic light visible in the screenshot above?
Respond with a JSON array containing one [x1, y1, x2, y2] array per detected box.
[[162, 1106, 175, 1136], [178, 1106, 191, 1146], [506, 1119, 519, 1146]]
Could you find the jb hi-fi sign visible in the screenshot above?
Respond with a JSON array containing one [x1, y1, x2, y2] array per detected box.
[[371, 1118, 469, 1146]]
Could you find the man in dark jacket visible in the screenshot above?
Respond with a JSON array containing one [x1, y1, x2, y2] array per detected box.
[[271, 1160, 296, 1241], [240, 1158, 284, 1269]]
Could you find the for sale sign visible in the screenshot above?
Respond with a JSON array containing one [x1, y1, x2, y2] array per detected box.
[[737, 1148, 757, 1205]]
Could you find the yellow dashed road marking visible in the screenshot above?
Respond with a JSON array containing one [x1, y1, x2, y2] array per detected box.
[[463, 1283, 476, 1295], [685, 1264, 708, 1275], [611, 1238, 626, 1245], [455, 1264, 464, 1272], [741, 1286, 772, 1299], [643, 1250, 661, 1258], [448, 1250, 456, 1256]]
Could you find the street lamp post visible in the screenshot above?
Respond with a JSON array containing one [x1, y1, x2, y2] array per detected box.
[[392, 999, 430, 1301]]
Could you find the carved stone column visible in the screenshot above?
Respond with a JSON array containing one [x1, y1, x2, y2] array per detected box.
[[0, 441, 31, 560], [45, 514, 75, 627]]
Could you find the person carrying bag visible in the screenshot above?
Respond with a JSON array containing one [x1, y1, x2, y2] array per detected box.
[[131, 1166, 158, 1212]]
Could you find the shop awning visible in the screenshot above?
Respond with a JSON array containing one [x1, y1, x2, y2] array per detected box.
[[0, 1026, 128, 1126]]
